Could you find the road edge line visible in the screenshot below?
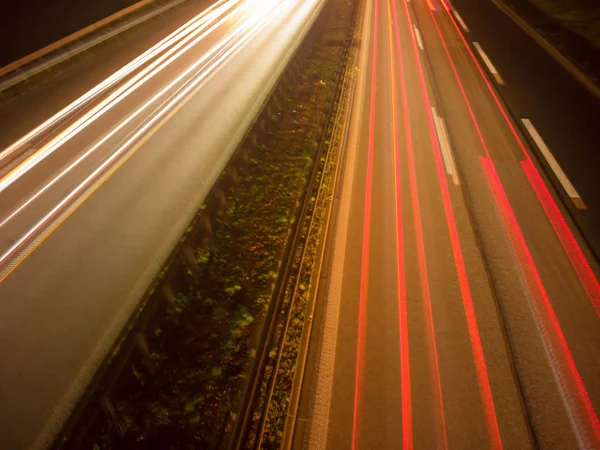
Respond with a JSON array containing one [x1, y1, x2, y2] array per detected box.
[[521, 118, 585, 209], [490, 0, 600, 102]]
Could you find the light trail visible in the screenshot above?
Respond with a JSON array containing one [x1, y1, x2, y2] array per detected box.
[[0, 1, 245, 194], [398, 0, 504, 448], [351, 0, 379, 446], [440, 5, 600, 317], [481, 156, 600, 449], [0, 0, 238, 163], [0, 0, 272, 229], [0, 0, 290, 275], [389, 0, 448, 447], [385, 0, 412, 447]]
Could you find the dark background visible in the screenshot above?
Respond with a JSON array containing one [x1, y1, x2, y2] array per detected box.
[[0, 0, 139, 66]]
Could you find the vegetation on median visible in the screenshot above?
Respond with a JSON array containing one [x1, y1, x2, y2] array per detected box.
[[256, 5, 357, 447]]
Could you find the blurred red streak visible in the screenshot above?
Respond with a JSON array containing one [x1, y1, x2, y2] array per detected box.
[[440, 4, 600, 317], [404, 1, 503, 448], [385, 0, 413, 447], [481, 156, 600, 448], [352, 0, 379, 447], [521, 160, 600, 314]]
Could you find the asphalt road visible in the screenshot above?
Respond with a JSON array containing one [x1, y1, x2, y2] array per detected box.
[[449, 0, 600, 266], [302, 0, 600, 448], [0, 0, 326, 448]]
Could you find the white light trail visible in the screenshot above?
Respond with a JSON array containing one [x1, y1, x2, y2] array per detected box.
[[0, 0, 248, 194], [0, 0, 238, 164], [0, 0, 290, 271]]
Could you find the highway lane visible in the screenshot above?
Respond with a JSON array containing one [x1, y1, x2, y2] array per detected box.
[[303, 0, 600, 448], [0, 0, 327, 448], [414, 0, 600, 446], [443, 0, 600, 259]]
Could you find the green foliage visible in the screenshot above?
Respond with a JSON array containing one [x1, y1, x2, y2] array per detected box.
[[197, 247, 210, 266], [224, 284, 242, 296], [174, 293, 190, 314]]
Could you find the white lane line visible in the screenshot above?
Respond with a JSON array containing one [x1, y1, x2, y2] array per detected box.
[[431, 106, 459, 185], [453, 10, 469, 32], [432, 107, 451, 175], [522, 118, 586, 209], [473, 42, 504, 85], [439, 117, 459, 186], [414, 25, 424, 50]]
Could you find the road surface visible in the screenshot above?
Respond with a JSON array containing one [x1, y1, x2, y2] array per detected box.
[[0, 0, 326, 448], [449, 0, 600, 268], [302, 0, 600, 448]]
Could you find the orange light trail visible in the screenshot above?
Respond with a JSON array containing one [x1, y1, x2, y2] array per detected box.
[[385, 0, 413, 447], [440, 5, 600, 317], [0, 0, 240, 166], [351, 0, 379, 447], [427, 4, 600, 446], [0, 0, 290, 279]]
